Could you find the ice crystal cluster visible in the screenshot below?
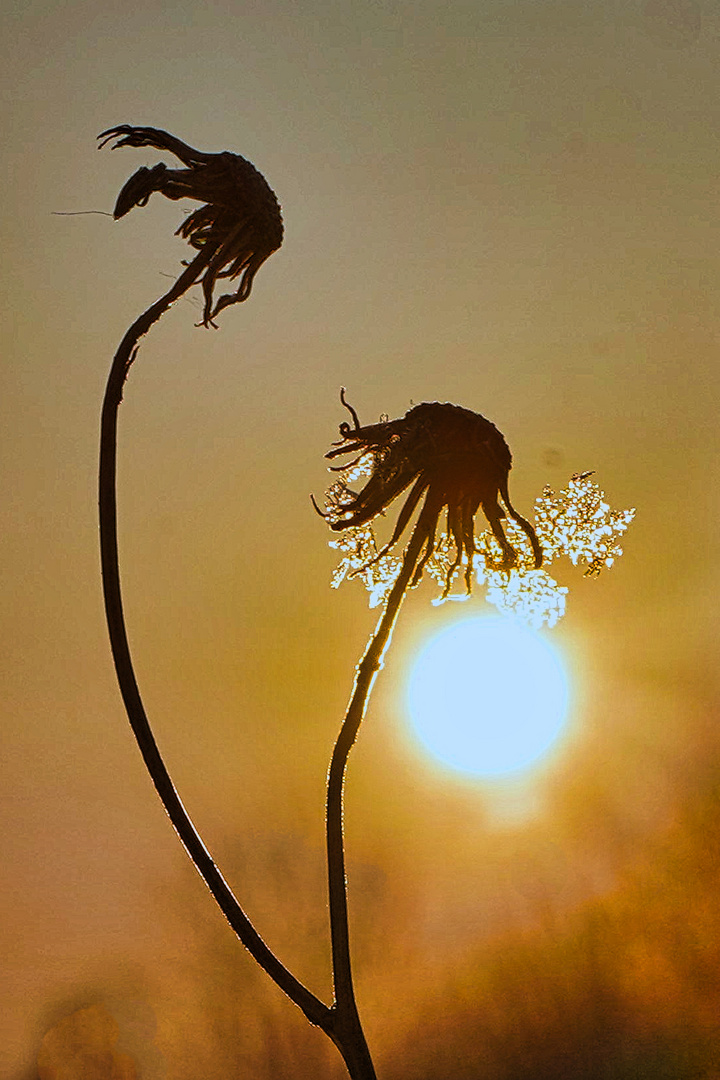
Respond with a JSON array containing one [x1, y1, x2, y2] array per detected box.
[[327, 473, 635, 628]]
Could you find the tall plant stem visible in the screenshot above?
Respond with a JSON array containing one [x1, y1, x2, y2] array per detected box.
[[98, 252, 328, 1030], [326, 502, 439, 1080]]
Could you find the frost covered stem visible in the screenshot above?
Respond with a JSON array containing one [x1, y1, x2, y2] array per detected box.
[[99, 251, 329, 1030], [326, 500, 439, 1079]]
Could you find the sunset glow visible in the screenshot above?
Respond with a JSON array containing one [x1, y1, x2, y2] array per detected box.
[[406, 617, 570, 777], [6, 0, 717, 1072]]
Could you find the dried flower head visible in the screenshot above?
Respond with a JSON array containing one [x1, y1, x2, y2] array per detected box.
[[317, 396, 636, 627], [314, 393, 542, 600], [98, 125, 283, 327]]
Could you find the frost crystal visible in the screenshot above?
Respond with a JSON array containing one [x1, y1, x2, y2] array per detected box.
[[329, 526, 402, 609], [534, 473, 635, 576], [325, 473, 634, 627]]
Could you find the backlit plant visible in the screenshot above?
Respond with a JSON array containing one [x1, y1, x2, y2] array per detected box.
[[95, 126, 634, 1080], [319, 397, 634, 628]]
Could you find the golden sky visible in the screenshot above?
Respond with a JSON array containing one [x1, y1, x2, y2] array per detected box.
[[2, 1, 719, 1077]]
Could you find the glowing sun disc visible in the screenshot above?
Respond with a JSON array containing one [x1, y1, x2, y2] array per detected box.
[[406, 617, 570, 777]]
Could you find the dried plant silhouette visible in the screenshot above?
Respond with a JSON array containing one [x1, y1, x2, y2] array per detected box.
[[319, 395, 634, 628], [97, 125, 634, 1080], [98, 125, 386, 1080], [98, 124, 283, 327], [313, 394, 543, 595], [315, 396, 633, 1075], [96, 124, 345, 1071]]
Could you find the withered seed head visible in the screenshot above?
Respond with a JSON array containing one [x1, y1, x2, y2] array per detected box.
[[315, 394, 543, 597], [98, 125, 283, 328]]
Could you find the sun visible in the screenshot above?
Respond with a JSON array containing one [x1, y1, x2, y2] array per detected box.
[[406, 617, 570, 777]]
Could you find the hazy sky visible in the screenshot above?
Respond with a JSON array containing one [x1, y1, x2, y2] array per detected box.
[[2, 1, 720, 1077]]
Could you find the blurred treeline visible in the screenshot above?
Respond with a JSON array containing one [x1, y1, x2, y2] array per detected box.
[[387, 772, 720, 1080], [34, 766, 720, 1079]]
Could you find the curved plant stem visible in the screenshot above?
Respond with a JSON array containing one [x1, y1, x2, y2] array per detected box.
[[99, 252, 329, 1030], [325, 500, 440, 1080]]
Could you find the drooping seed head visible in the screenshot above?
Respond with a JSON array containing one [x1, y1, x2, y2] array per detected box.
[[98, 124, 283, 327]]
